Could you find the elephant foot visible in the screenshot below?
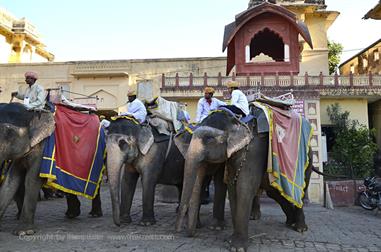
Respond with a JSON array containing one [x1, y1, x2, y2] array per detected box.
[[196, 218, 202, 229], [228, 235, 248, 252], [13, 225, 36, 236], [120, 215, 132, 224], [293, 222, 308, 233], [286, 217, 296, 227], [65, 208, 81, 219], [250, 210, 261, 220], [186, 227, 197, 237], [139, 217, 156, 226], [88, 209, 103, 218], [208, 219, 225, 231]]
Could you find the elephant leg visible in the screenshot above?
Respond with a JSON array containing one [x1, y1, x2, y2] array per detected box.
[[265, 187, 296, 226], [0, 162, 24, 222], [200, 175, 211, 205], [250, 190, 262, 220], [88, 185, 102, 218], [140, 172, 157, 226], [229, 142, 266, 252], [293, 206, 308, 232], [120, 170, 139, 223], [186, 166, 206, 236], [230, 174, 260, 250], [15, 182, 25, 220], [175, 184, 182, 213], [209, 167, 226, 231], [65, 194, 81, 219], [14, 157, 44, 236], [227, 168, 237, 232]]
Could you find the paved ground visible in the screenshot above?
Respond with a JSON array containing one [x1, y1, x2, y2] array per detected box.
[[0, 183, 380, 252]]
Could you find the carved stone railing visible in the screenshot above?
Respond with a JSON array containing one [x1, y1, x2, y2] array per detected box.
[[12, 19, 39, 40], [161, 72, 381, 97], [0, 10, 14, 31]]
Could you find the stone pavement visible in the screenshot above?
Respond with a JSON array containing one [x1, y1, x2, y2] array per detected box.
[[0, 184, 380, 252]]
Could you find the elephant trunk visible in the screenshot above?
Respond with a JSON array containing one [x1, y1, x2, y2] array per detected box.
[[106, 143, 125, 226], [175, 138, 204, 234], [186, 165, 205, 236]]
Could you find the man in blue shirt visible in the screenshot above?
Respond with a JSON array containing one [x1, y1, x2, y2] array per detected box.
[[195, 87, 226, 123]]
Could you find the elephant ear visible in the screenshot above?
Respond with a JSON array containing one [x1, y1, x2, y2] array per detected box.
[[227, 122, 252, 158], [138, 125, 154, 155], [29, 112, 55, 148], [174, 131, 192, 157]]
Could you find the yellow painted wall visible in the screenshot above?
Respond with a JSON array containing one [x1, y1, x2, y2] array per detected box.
[[370, 100, 381, 146], [340, 41, 381, 75], [320, 98, 369, 127], [284, 7, 338, 76], [0, 58, 227, 113], [0, 36, 11, 62]]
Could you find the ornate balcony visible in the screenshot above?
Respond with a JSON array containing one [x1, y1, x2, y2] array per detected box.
[[160, 72, 381, 99]]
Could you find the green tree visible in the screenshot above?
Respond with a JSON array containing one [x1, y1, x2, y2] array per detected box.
[[325, 104, 378, 178], [328, 40, 344, 75]]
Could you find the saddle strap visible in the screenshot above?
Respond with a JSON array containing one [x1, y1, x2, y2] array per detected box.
[[164, 132, 173, 161]]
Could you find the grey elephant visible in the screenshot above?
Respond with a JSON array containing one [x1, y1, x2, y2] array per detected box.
[[0, 103, 103, 235], [106, 117, 227, 227], [0, 103, 55, 235], [175, 128, 262, 230], [175, 110, 313, 251]]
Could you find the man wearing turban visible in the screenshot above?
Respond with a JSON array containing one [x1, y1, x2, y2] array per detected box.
[[221, 80, 249, 117], [119, 89, 147, 124], [11, 71, 46, 109], [195, 86, 226, 123]]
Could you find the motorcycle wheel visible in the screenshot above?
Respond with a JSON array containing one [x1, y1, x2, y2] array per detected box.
[[359, 192, 377, 210]]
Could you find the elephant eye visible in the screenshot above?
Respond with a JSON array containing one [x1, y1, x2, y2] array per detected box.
[[118, 139, 128, 151], [203, 136, 214, 143]]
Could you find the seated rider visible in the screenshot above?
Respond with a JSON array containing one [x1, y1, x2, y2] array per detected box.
[[195, 87, 226, 123], [220, 80, 249, 117], [11, 71, 46, 110], [120, 90, 147, 124]]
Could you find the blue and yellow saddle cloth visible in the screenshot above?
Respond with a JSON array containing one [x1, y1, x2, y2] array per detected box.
[[39, 105, 106, 199], [253, 102, 313, 208]]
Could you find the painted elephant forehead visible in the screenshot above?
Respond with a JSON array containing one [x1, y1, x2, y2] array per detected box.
[[193, 126, 225, 138], [0, 103, 35, 127], [200, 111, 237, 131], [108, 119, 141, 135]]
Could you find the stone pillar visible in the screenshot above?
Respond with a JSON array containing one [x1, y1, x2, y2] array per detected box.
[[284, 44, 290, 62], [245, 45, 251, 63]]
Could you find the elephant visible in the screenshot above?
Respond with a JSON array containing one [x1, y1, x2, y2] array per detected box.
[[106, 117, 227, 227], [0, 103, 103, 235], [175, 109, 313, 251]]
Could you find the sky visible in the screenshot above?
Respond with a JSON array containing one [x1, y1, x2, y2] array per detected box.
[[0, 0, 380, 63]]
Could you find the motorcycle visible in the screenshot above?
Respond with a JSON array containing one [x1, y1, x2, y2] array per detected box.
[[359, 176, 381, 210]]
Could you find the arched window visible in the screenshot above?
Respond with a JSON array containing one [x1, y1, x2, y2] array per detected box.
[[248, 28, 286, 63]]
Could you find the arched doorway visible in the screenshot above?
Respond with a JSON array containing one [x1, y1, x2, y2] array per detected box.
[[249, 28, 285, 62]]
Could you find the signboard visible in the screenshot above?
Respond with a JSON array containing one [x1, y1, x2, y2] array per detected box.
[[291, 100, 305, 116]]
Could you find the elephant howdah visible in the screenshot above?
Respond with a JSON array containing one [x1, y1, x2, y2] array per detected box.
[[175, 108, 313, 251]]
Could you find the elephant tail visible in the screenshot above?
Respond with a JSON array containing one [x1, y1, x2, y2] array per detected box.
[[311, 166, 348, 179]]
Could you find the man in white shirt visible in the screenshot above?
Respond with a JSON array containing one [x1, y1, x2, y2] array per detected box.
[[221, 80, 249, 117], [195, 87, 226, 123], [120, 90, 147, 124], [11, 71, 46, 110]]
